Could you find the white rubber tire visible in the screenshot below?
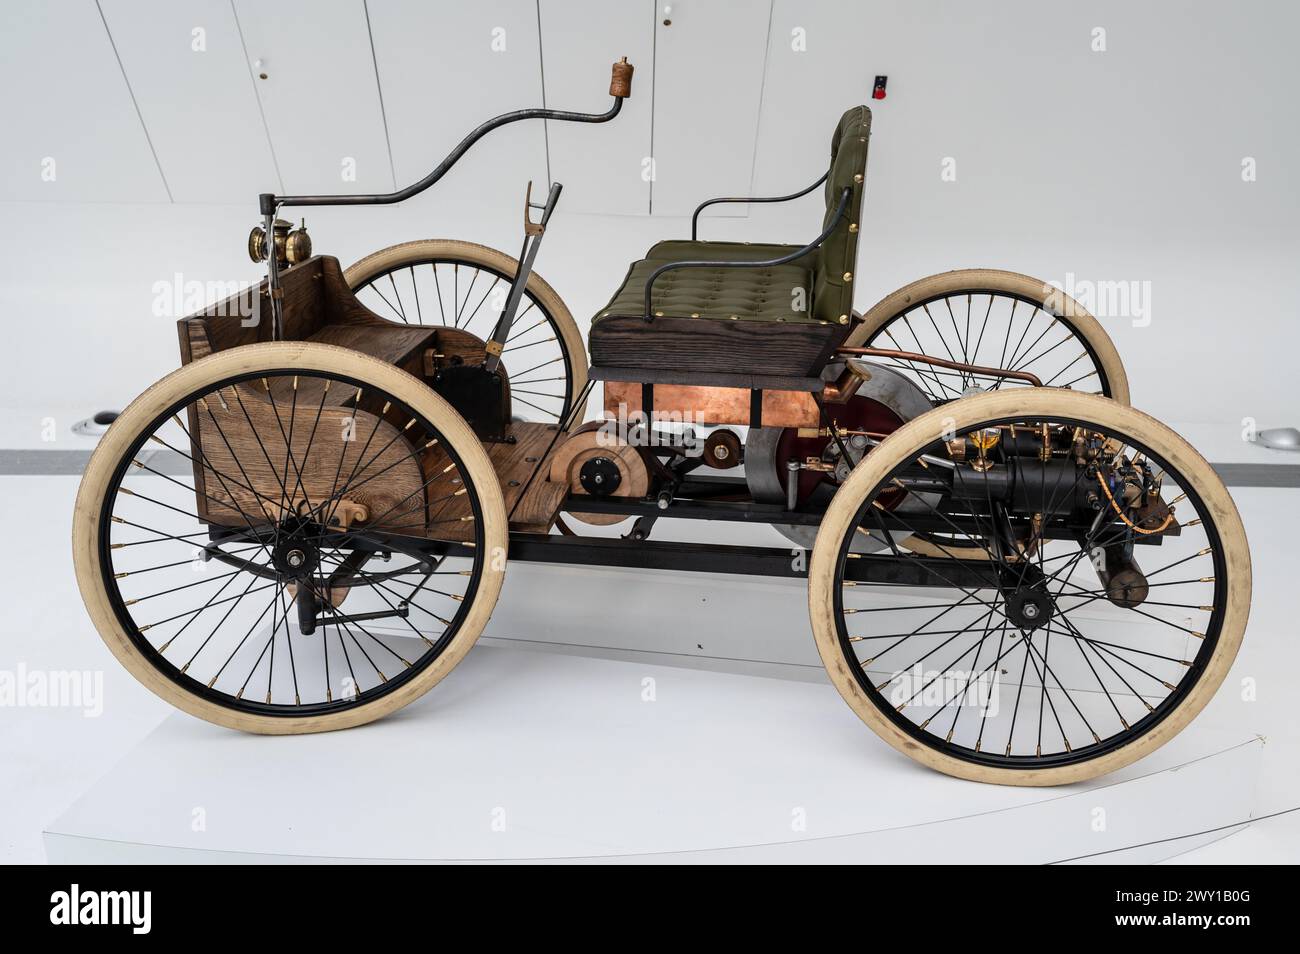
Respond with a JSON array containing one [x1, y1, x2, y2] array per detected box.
[[808, 389, 1249, 786], [73, 342, 509, 735]]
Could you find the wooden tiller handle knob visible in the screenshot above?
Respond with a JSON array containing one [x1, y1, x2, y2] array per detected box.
[[610, 57, 634, 98]]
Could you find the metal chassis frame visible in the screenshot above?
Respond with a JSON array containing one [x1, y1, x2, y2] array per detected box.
[[501, 533, 994, 589], [204, 464, 1164, 595], [207, 522, 996, 591]]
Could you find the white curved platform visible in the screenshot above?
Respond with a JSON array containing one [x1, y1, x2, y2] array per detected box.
[[43, 644, 1261, 864]]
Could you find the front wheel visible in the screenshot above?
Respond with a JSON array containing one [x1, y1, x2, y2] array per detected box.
[[808, 389, 1249, 786], [73, 342, 508, 734]]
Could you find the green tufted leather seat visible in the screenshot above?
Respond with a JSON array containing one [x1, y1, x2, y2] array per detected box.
[[589, 105, 871, 380]]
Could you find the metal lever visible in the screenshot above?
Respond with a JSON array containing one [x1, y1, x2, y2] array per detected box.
[[484, 180, 563, 372], [523, 179, 562, 235]]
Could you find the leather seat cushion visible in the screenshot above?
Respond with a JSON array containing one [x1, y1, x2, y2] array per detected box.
[[600, 254, 814, 326], [588, 242, 844, 377]]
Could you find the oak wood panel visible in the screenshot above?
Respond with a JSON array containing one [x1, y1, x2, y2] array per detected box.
[[420, 421, 565, 538], [179, 255, 427, 362], [488, 422, 567, 532], [174, 256, 538, 540], [589, 314, 846, 377], [190, 382, 426, 535], [308, 322, 435, 370], [179, 257, 328, 361], [511, 480, 567, 533]]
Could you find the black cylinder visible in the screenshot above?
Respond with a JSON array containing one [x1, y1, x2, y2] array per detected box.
[[946, 459, 1091, 515], [1092, 543, 1149, 608]]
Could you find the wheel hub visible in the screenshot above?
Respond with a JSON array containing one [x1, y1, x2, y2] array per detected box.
[[578, 456, 622, 496], [1005, 587, 1055, 631], [271, 520, 322, 579]]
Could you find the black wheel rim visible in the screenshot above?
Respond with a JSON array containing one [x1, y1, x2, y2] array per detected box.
[[864, 291, 1115, 401], [351, 256, 577, 424], [831, 412, 1228, 770], [98, 367, 489, 718]]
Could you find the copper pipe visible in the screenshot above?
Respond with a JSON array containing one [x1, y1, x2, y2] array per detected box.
[[835, 346, 1044, 388], [822, 365, 864, 403]]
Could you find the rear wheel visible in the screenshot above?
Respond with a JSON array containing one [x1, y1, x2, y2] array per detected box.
[[848, 269, 1131, 560], [846, 269, 1130, 404], [808, 389, 1249, 785]]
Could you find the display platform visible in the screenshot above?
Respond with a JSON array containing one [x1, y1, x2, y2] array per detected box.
[[44, 644, 1261, 864]]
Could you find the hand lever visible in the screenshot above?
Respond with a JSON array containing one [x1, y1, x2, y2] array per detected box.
[[524, 180, 563, 236], [485, 180, 564, 373]]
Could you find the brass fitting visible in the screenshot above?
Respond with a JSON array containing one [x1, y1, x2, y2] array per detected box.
[[249, 218, 312, 266]]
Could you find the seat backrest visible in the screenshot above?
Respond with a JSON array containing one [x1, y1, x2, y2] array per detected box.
[[812, 105, 871, 327]]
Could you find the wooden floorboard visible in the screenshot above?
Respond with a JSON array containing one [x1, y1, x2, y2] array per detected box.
[[420, 421, 566, 541]]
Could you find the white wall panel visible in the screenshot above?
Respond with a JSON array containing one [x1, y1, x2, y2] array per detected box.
[[0, 0, 169, 202], [649, 0, 771, 218], [540, 0, 655, 215], [748, 1, 871, 216], [234, 0, 393, 195], [367, 0, 546, 212], [101, 0, 279, 204]]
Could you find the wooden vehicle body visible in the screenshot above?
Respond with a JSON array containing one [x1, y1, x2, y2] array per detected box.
[[177, 256, 562, 540]]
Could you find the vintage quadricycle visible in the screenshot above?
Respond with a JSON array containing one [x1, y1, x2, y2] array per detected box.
[[74, 58, 1249, 785]]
